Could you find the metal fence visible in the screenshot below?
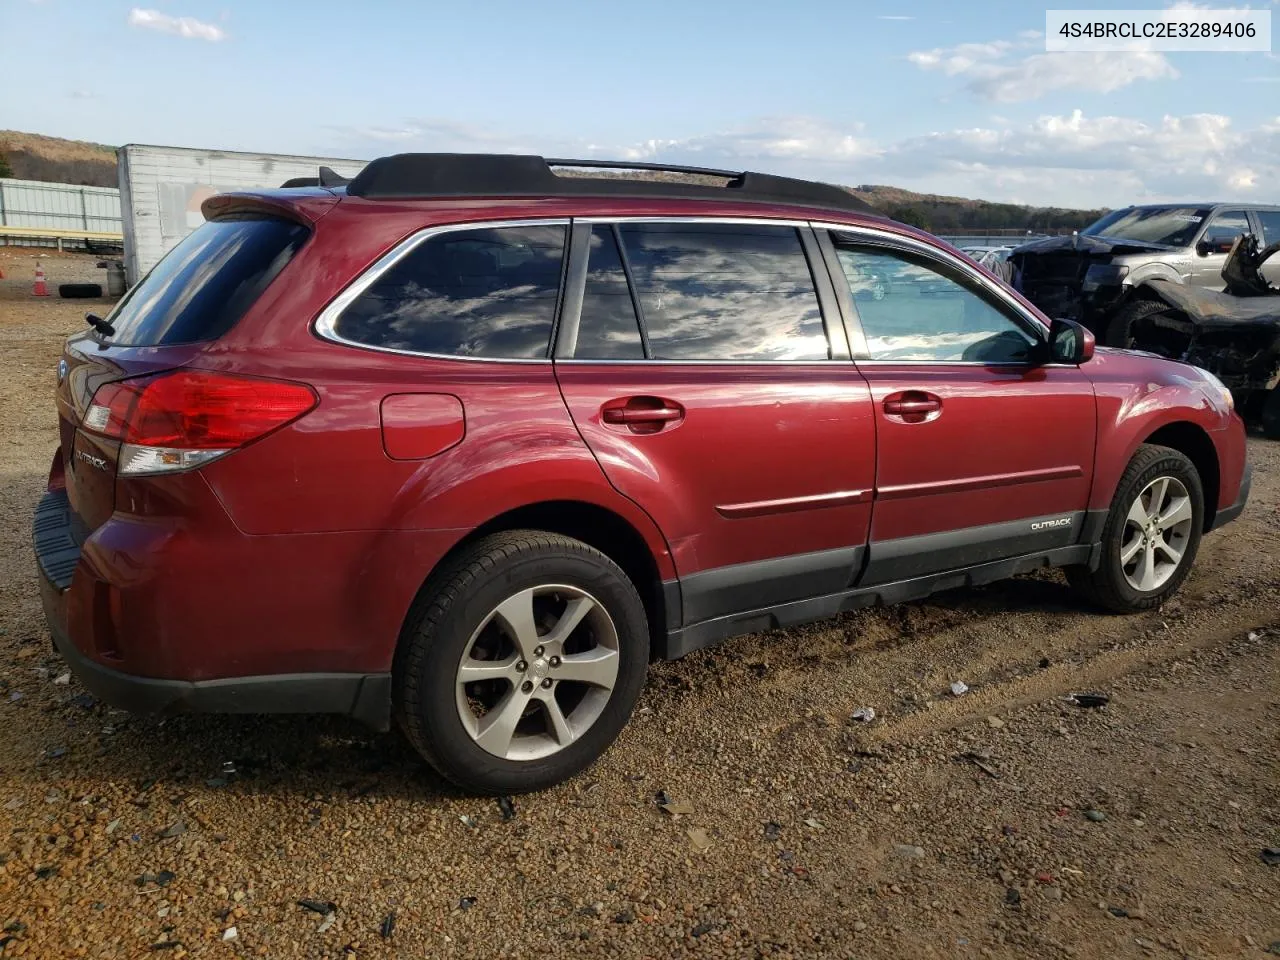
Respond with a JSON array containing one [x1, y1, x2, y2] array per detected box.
[[0, 178, 123, 248], [939, 232, 1069, 249]]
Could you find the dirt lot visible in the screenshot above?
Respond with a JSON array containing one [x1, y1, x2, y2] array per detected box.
[[1, 252, 1277, 960]]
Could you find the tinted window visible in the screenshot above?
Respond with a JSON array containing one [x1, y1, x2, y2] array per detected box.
[[835, 244, 1038, 363], [103, 217, 309, 346], [335, 225, 566, 358], [575, 226, 644, 359], [1257, 210, 1280, 246], [1082, 206, 1211, 247], [1201, 211, 1250, 248], [617, 223, 828, 361]]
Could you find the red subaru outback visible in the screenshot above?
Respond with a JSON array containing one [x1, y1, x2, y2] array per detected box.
[[34, 155, 1250, 793]]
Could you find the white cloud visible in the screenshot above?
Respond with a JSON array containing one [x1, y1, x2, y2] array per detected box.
[[127, 8, 227, 42], [877, 15, 915, 20], [329, 109, 1280, 209], [908, 34, 1177, 101]]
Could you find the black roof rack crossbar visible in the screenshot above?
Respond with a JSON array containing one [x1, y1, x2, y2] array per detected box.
[[344, 153, 878, 216], [543, 157, 743, 180]]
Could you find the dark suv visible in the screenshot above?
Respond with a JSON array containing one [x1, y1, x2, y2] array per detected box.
[[34, 154, 1251, 793]]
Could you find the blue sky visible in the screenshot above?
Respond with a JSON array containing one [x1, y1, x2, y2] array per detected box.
[[3, 0, 1279, 207]]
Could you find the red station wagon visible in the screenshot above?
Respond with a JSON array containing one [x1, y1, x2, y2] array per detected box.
[[34, 155, 1251, 793]]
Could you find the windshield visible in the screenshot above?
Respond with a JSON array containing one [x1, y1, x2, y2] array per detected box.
[[1081, 206, 1212, 247], [102, 216, 309, 346]]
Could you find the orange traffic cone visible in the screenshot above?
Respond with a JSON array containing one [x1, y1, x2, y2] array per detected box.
[[33, 262, 49, 297]]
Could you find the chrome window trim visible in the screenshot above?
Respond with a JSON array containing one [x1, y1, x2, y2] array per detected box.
[[576, 215, 812, 227], [312, 212, 1068, 368], [312, 217, 571, 363], [554, 358, 852, 366]]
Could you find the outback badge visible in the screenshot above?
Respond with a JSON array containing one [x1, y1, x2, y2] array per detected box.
[[1030, 517, 1073, 531]]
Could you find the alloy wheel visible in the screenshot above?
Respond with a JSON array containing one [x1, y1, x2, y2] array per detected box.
[[455, 585, 620, 761], [1120, 476, 1194, 592]]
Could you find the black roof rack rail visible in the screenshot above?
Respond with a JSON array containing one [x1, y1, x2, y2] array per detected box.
[[344, 153, 878, 216], [544, 157, 743, 179], [279, 166, 352, 189]]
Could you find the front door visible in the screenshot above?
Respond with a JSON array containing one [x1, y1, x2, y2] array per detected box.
[[1189, 209, 1251, 288], [823, 229, 1096, 585], [554, 219, 877, 626]]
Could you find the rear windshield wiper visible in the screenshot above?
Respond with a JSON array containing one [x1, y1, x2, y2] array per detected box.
[[85, 313, 115, 337]]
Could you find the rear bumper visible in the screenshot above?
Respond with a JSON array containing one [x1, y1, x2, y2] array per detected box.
[[33, 489, 391, 729], [1208, 462, 1252, 532]]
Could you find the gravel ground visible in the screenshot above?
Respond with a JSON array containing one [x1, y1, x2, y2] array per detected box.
[[1, 252, 1278, 959]]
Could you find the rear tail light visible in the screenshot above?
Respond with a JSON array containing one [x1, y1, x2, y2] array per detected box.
[[83, 370, 316, 476]]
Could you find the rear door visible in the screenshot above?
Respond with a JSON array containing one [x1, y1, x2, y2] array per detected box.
[[554, 219, 876, 626], [819, 227, 1096, 585]]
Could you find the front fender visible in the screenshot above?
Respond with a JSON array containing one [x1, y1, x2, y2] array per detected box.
[[1086, 349, 1244, 516], [1127, 262, 1185, 288]]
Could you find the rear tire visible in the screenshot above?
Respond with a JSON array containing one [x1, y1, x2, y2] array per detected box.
[[393, 531, 649, 794], [1067, 444, 1203, 613], [58, 283, 103, 299], [1104, 297, 1170, 348]]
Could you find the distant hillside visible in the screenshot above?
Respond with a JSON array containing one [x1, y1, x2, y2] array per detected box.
[[0, 131, 117, 186], [849, 184, 1108, 233], [0, 131, 1108, 229]]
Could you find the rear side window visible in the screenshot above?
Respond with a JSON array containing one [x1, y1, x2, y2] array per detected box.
[[333, 224, 567, 359], [103, 216, 309, 346], [615, 223, 828, 361], [1253, 209, 1280, 246]]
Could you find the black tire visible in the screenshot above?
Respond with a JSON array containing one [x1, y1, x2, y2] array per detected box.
[[1067, 444, 1203, 613], [58, 283, 102, 299], [1261, 388, 1280, 441], [393, 531, 649, 794], [1104, 297, 1171, 348]]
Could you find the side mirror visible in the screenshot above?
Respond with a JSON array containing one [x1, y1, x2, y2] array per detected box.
[[1198, 238, 1234, 256], [1045, 317, 1094, 365]]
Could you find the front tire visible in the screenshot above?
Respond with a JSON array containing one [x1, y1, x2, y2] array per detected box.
[[1104, 297, 1171, 348], [1068, 445, 1204, 613], [393, 531, 649, 794]]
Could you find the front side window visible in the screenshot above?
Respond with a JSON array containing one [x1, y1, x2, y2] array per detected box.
[[1200, 211, 1250, 252], [614, 222, 828, 361], [834, 243, 1039, 363], [333, 224, 567, 358]]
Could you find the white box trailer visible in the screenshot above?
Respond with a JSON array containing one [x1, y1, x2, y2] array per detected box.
[[116, 143, 367, 285]]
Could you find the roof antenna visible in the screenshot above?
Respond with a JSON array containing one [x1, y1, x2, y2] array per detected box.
[[318, 166, 350, 188]]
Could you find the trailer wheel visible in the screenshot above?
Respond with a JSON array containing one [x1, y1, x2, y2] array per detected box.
[[58, 283, 103, 299], [1104, 298, 1172, 349], [1261, 388, 1280, 441]]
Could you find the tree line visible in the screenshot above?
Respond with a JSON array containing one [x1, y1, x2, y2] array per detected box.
[[887, 202, 1110, 233]]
